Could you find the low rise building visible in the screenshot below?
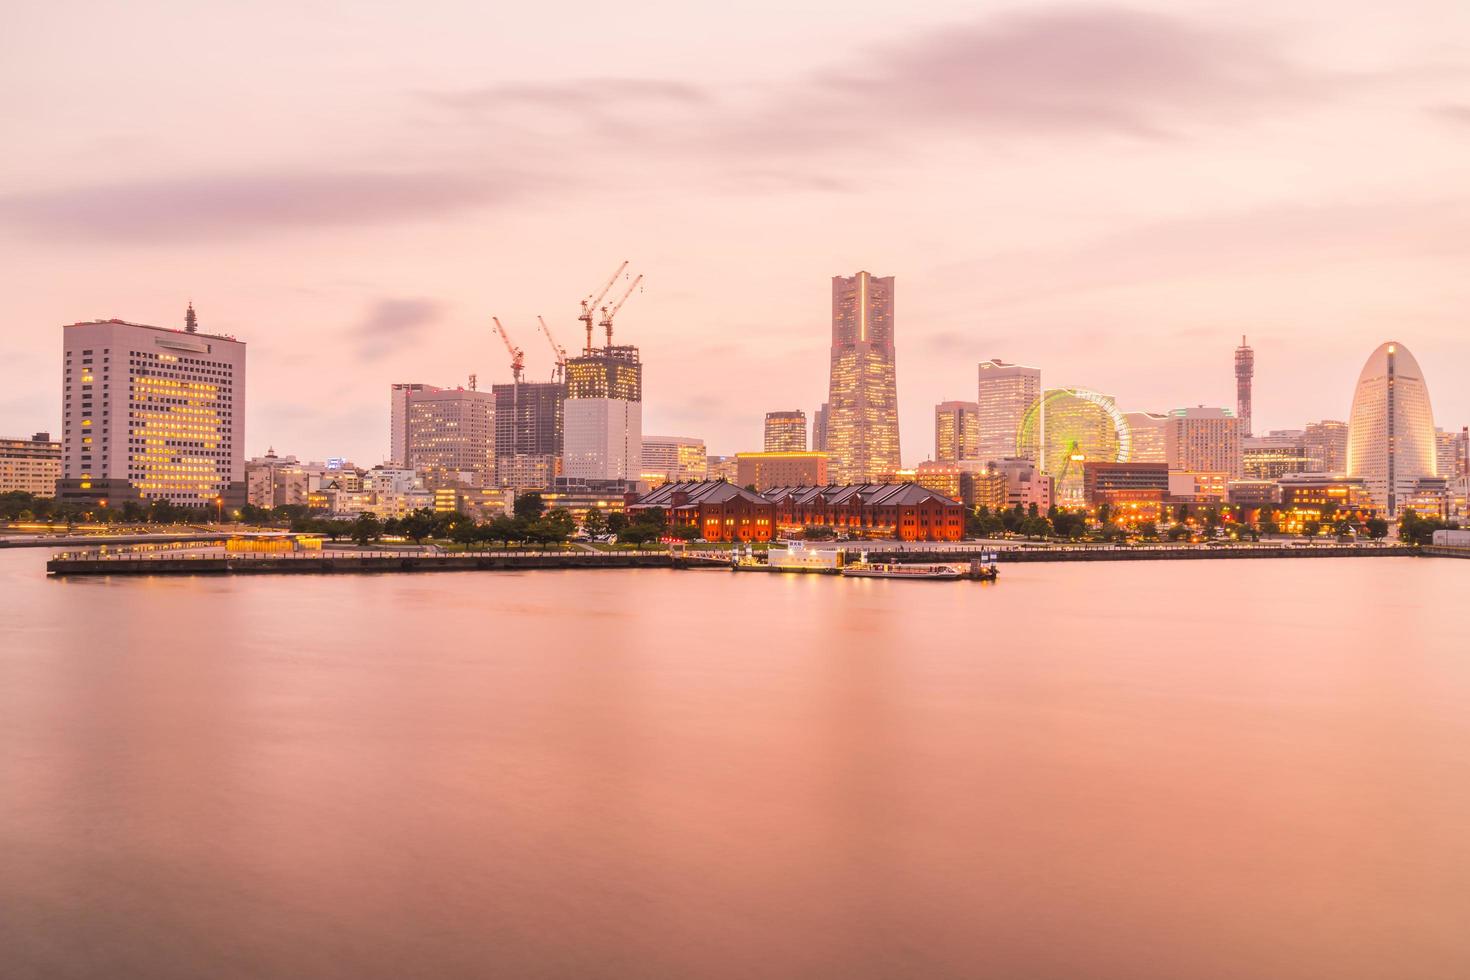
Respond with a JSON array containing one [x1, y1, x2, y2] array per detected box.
[[1167, 471, 1229, 503], [1242, 431, 1313, 481], [628, 481, 965, 542], [1082, 461, 1168, 505], [766, 483, 965, 541], [433, 486, 513, 520], [735, 451, 829, 490], [0, 432, 62, 496], [1227, 480, 1279, 508], [642, 435, 708, 484], [705, 455, 739, 483], [987, 457, 1053, 511], [245, 449, 310, 509], [1276, 474, 1376, 513], [496, 453, 560, 494]]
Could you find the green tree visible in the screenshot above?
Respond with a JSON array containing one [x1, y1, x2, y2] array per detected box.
[[400, 508, 438, 544], [532, 508, 575, 545], [581, 508, 609, 538], [1364, 517, 1389, 539], [487, 515, 519, 546], [1398, 508, 1447, 545], [513, 492, 547, 521], [351, 512, 382, 545], [449, 518, 481, 546]]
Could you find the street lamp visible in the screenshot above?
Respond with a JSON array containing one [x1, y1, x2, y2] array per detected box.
[[215, 495, 223, 524]]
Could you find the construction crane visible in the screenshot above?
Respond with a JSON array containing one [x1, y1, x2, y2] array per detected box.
[[579, 260, 628, 354], [599, 273, 643, 348], [537, 315, 567, 383], [491, 316, 525, 384]]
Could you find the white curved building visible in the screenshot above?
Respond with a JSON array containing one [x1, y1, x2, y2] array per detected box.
[[1347, 341, 1436, 515]]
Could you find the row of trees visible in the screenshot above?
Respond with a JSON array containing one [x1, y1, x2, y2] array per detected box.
[[962, 501, 1396, 543], [0, 491, 215, 526], [2, 488, 1450, 547]]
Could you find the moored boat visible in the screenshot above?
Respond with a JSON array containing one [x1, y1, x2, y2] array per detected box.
[[841, 561, 964, 580]]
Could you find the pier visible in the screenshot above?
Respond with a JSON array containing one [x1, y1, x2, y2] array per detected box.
[[42, 541, 1420, 576]]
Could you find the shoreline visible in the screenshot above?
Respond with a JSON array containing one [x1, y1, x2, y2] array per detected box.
[[42, 542, 1432, 577]]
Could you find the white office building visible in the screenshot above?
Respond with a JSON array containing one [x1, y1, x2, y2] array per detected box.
[[563, 347, 643, 483], [977, 359, 1041, 462], [60, 309, 245, 506]]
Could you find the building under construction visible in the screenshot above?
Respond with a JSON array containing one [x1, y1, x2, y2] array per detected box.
[[563, 346, 642, 482], [486, 261, 645, 486], [491, 381, 565, 490]]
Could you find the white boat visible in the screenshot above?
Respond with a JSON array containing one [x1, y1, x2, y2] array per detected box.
[[766, 541, 843, 570], [841, 561, 964, 580]]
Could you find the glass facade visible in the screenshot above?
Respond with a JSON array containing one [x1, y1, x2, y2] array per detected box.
[[826, 273, 899, 483], [934, 401, 980, 462], [1347, 342, 1436, 515], [977, 360, 1041, 462]]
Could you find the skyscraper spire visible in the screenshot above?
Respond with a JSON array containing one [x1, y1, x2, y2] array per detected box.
[[185, 301, 198, 334]]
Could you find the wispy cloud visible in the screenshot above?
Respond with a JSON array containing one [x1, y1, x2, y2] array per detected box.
[[423, 77, 709, 114], [0, 170, 535, 243], [415, 6, 1327, 191], [797, 6, 1320, 140], [1432, 103, 1470, 126], [350, 297, 445, 361]]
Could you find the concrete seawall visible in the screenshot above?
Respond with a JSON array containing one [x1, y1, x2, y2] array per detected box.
[[868, 545, 1415, 563], [45, 543, 1420, 576], [46, 551, 689, 576]]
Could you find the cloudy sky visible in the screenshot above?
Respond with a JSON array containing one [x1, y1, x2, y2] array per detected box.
[[4, 0, 1469, 464]]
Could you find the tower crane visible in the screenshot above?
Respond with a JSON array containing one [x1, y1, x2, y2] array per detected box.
[[492, 316, 525, 384], [537, 315, 567, 383], [599, 274, 643, 348], [579, 260, 628, 354]]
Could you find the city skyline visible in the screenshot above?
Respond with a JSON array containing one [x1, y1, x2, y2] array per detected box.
[[4, 2, 1470, 463], [17, 298, 1464, 479]]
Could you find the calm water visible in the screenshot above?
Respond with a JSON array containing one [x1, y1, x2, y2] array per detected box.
[[2, 549, 1469, 979]]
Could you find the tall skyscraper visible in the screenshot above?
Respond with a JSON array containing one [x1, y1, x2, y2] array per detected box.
[[59, 312, 245, 506], [404, 387, 496, 487], [391, 383, 440, 466], [933, 401, 980, 462], [491, 380, 566, 486], [811, 403, 830, 453], [825, 272, 899, 483], [563, 346, 643, 483], [977, 359, 1041, 461], [763, 411, 807, 453], [1165, 406, 1242, 478], [1348, 341, 1436, 515], [1303, 420, 1349, 473], [1235, 336, 1255, 438]]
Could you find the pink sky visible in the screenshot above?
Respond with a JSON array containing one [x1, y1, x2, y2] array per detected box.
[[3, 0, 1469, 465]]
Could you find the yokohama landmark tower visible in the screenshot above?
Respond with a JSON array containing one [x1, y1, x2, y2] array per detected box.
[[826, 272, 900, 483]]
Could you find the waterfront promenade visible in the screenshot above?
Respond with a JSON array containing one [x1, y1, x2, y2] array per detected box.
[[45, 541, 1416, 576]]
